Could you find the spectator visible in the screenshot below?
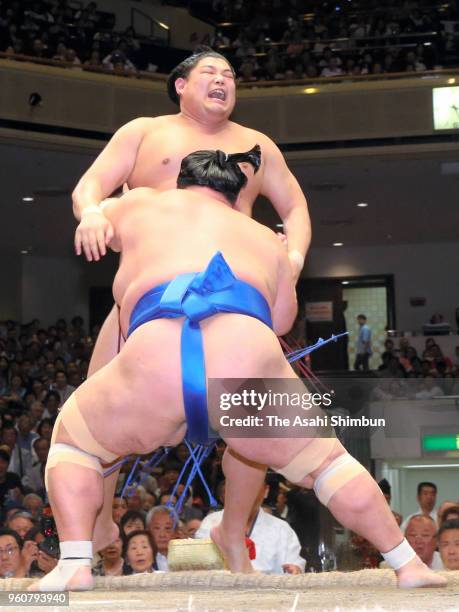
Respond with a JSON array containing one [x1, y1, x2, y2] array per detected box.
[[29, 402, 45, 432], [0, 528, 28, 578], [184, 518, 201, 538], [112, 495, 128, 525], [401, 482, 438, 532], [16, 414, 39, 452], [147, 506, 177, 571], [378, 479, 403, 526], [7, 511, 35, 539], [119, 510, 145, 538], [438, 518, 459, 570], [414, 375, 444, 400], [354, 314, 372, 371], [52, 370, 75, 406], [102, 48, 136, 73], [404, 515, 443, 569], [196, 479, 305, 574], [22, 437, 49, 495], [36, 418, 54, 442], [22, 493, 43, 520], [93, 526, 124, 576], [123, 530, 157, 575], [42, 391, 60, 419], [84, 49, 102, 69]]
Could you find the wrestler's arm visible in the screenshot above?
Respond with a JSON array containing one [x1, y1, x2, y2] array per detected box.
[[72, 117, 153, 261], [272, 244, 298, 336], [259, 135, 311, 280]]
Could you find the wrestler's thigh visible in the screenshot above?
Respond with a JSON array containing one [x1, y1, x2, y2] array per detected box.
[[73, 320, 186, 455]]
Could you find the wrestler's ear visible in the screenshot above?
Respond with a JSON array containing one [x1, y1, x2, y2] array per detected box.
[[175, 77, 187, 98]]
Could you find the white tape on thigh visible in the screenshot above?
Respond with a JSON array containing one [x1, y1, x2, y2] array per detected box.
[[381, 538, 416, 570], [275, 437, 336, 483], [45, 443, 103, 490], [313, 452, 367, 506]]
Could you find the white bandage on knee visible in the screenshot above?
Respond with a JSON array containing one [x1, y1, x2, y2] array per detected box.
[[274, 438, 336, 483], [313, 452, 367, 506], [45, 443, 103, 490], [59, 394, 118, 464], [381, 538, 416, 570]]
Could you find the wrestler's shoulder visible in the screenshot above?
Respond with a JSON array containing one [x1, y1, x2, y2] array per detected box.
[[118, 115, 177, 134]]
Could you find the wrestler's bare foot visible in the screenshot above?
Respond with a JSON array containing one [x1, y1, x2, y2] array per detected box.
[[396, 556, 447, 588], [93, 520, 119, 553], [28, 564, 93, 592], [211, 525, 253, 573]]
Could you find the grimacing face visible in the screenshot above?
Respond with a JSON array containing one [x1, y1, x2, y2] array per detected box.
[[176, 57, 236, 118]]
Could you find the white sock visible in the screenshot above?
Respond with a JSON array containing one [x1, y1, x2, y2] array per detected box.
[[381, 538, 416, 570], [34, 541, 93, 592]]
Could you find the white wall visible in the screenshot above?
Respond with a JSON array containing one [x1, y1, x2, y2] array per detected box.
[[304, 241, 459, 332]]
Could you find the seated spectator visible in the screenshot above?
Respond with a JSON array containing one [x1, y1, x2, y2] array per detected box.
[[42, 391, 60, 419], [22, 493, 43, 520], [0, 528, 28, 578], [126, 485, 147, 511], [22, 437, 49, 496], [6, 511, 35, 539], [438, 519, 459, 570], [112, 495, 128, 525], [29, 402, 45, 431], [84, 49, 103, 69], [52, 370, 75, 406], [17, 414, 39, 452], [196, 479, 305, 574], [442, 506, 459, 524], [93, 526, 124, 576], [64, 48, 82, 67], [321, 56, 344, 77], [405, 515, 443, 569], [414, 374, 444, 399], [52, 41, 67, 62], [147, 506, 177, 571], [36, 418, 54, 442], [184, 518, 201, 538], [123, 530, 157, 575], [120, 510, 145, 538], [102, 49, 136, 73], [5, 425, 34, 481]]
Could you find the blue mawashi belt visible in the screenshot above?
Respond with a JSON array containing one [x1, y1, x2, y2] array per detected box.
[[127, 252, 273, 446]]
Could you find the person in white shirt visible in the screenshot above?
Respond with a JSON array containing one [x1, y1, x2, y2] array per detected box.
[[196, 479, 305, 574], [400, 482, 438, 533], [146, 506, 177, 571], [414, 375, 444, 400]]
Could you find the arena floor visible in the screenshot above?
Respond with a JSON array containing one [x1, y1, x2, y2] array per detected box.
[[2, 570, 458, 612]]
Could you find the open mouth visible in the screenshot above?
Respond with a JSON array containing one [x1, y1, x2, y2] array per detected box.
[[208, 88, 226, 101]]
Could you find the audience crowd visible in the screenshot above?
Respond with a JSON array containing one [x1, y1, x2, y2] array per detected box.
[[373, 334, 459, 400], [2, 0, 459, 83], [0, 0, 146, 74]]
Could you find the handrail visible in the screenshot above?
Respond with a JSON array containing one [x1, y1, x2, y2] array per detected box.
[[130, 7, 170, 46]]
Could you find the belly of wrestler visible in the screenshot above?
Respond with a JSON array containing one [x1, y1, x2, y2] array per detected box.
[[60, 313, 293, 460]]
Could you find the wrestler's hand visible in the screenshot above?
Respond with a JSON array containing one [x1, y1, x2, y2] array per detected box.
[[74, 212, 114, 262], [282, 563, 302, 574]]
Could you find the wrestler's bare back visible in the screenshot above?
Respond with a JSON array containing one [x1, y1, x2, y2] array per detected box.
[[68, 187, 298, 460], [123, 115, 265, 215]]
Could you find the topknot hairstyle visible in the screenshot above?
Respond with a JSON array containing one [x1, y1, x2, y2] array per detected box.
[[177, 145, 261, 204]]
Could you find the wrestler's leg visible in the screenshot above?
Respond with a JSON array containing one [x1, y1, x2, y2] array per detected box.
[[211, 448, 266, 572], [88, 304, 124, 553], [298, 442, 447, 588]]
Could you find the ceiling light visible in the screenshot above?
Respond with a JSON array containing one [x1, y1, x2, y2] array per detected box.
[[342, 281, 349, 285], [402, 464, 459, 469], [22, 197, 34, 203], [333, 242, 343, 247], [448, 78, 456, 85], [20, 249, 29, 255], [356, 202, 368, 208]]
